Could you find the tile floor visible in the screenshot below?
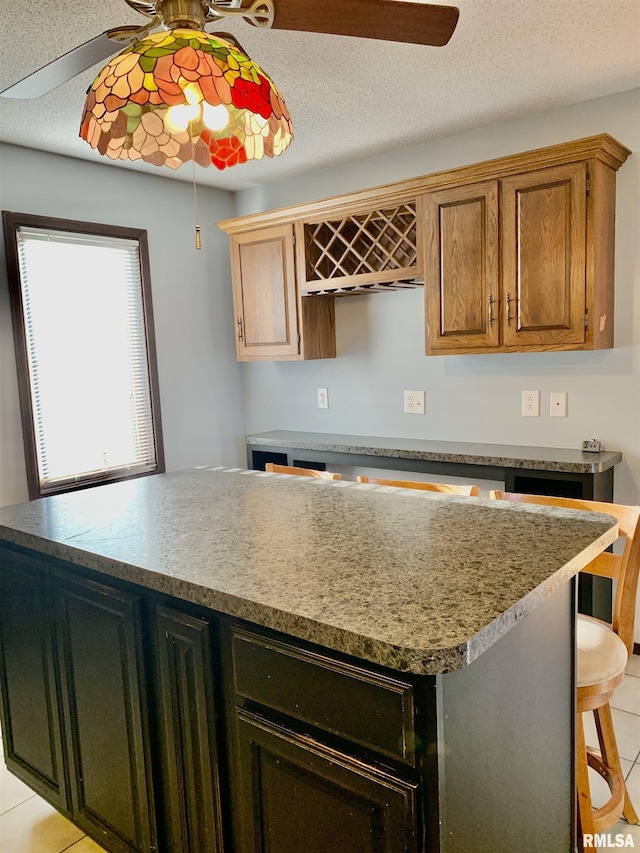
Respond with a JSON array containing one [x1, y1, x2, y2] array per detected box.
[[0, 733, 106, 853], [1, 659, 639, 852]]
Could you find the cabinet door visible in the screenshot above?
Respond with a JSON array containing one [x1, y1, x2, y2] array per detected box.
[[235, 710, 418, 853], [501, 162, 587, 348], [425, 181, 499, 353], [231, 224, 300, 360], [154, 605, 224, 853], [0, 548, 68, 812], [54, 571, 156, 853]]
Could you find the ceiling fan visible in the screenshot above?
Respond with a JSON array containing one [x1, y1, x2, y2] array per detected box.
[[0, 0, 460, 100], [0, 0, 460, 183]]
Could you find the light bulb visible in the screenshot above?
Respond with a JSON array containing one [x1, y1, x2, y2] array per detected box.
[[202, 102, 230, 132], [183, 82, 203, 106], [164, 103, 200, 133]]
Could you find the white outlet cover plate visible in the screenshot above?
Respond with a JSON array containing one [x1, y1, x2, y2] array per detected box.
[[317, 388, 328, 409], [522, 390, 540, 417], [404, 390, 425, 414]]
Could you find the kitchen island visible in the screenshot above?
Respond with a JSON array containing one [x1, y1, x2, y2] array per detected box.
[[247, 430, 624, 621], [0, 468, 618, 853]]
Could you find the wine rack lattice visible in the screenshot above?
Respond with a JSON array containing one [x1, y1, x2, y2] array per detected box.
[[303, 203, 421, 294]]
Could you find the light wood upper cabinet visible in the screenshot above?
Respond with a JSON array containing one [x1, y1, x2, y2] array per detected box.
[[425, 153, 622, 355], [230, 224, 300, 360], [220, 134, 629, 360], [501, 162, 587, 349], [426, 167, 588, 354], [425, 181, 500, 352], [230, 223, 336, 362]]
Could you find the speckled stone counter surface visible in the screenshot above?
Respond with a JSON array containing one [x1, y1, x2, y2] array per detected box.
[[246, 430, 622, 473], [0, 468, 617, 675]]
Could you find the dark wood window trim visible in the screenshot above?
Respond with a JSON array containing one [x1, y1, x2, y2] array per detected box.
[[3, 211, 165, 500]]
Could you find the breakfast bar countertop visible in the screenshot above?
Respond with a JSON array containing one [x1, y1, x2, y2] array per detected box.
[[0, 467, 617, 675], [246, 430, 622, 473]]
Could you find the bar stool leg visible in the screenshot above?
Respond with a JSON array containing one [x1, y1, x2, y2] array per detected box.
[[577, 711, 595, 843], [595, 704, 640, 825]]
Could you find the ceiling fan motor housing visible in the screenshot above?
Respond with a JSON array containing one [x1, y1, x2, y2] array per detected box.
[[159, 0, 207, 29]]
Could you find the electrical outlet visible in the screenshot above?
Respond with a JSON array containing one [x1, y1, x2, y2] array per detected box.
[[317, 388, 328, 409], [521, 390, 540, 417], [550, 392, 568, 418], [404, 391, 425, 414]]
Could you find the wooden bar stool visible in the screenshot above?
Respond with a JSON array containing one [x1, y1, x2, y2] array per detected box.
[[357, 475, 479, 495], [265, 463, 341, 480], [491, 491, 640, 846]]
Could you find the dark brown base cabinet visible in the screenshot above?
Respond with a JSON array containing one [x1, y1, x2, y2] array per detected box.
[[225, 626, 423, 852], [0, 541, 576, 853], [234, 711, 419, 853], [0, 549, 68, 812], [153, 605, 224, 853], [54, 569, 157, 853]]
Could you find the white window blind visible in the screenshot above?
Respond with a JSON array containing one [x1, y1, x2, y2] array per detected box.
[[15, 225, 160, 494]]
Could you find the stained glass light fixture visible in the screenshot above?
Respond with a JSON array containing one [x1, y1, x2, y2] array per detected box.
[[80, 27, 292, 171]]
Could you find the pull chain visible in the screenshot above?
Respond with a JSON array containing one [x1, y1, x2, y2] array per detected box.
[[190, 123, 201, 250]]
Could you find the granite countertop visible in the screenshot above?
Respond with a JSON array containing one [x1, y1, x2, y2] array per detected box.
[[0, 468, 617, 675], [246, 430, 622, 474]]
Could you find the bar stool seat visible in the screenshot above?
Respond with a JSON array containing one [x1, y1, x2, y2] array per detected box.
[[577, 615, 629, 689]]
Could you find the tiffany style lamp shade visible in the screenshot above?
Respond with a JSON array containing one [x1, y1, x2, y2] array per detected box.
[[80, 29, 293, 171]]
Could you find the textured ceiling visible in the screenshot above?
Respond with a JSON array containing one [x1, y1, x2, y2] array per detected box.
[[1, 0, 639, 191]]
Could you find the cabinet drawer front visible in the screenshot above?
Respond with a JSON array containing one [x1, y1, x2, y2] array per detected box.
[[231, 628, 415, 765]]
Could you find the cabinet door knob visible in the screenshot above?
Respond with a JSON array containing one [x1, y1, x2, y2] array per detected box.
[[237, 318, 244, 341]]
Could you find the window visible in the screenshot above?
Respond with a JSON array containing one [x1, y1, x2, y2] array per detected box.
[[3, 212, 165, 499]]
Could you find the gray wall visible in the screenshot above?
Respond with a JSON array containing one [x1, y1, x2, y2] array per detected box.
[[0, 143, 244, 507], [236, 89, 640, 508]]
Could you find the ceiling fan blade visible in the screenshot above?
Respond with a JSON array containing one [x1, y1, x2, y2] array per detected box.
[[0, 31, 123, 99], [268, 0, 459, 46]]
